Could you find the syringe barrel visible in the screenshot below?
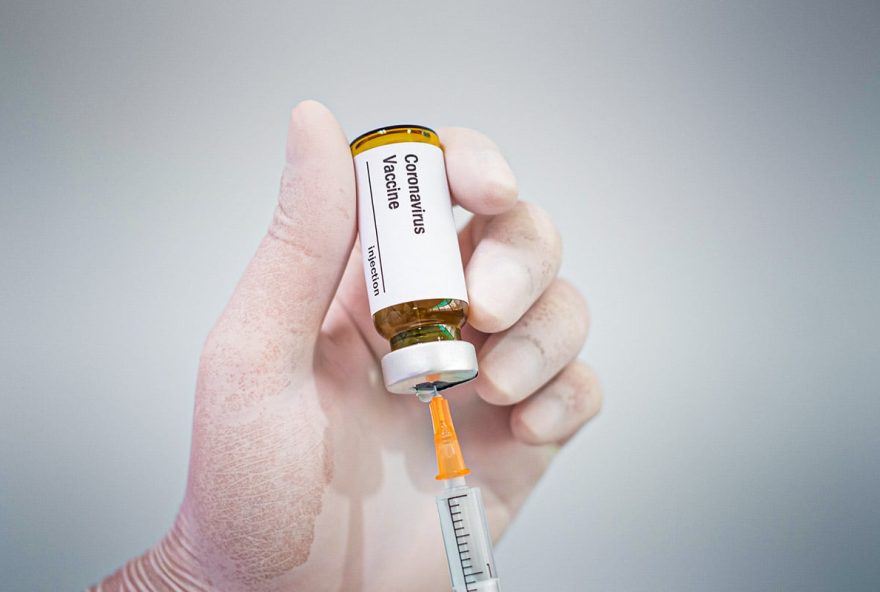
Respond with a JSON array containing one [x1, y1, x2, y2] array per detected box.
[[436, 484, 501, 592]]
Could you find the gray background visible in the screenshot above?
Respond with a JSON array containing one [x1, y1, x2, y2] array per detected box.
[[1, 1, 878, 590]]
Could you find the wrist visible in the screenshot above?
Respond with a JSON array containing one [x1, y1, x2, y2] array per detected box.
[[88, 513, 207, 592]]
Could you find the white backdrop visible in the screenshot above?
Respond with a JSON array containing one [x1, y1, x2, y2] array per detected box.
[[1, 2, 878, 590]]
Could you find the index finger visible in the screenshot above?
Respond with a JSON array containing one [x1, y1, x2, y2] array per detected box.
[[439, 127, 518, 216]]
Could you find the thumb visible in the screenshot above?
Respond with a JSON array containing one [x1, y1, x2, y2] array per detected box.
[[207, 100, 355, 372]]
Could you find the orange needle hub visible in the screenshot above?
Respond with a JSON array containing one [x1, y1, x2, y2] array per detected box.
[[429, 395, 471, 480]]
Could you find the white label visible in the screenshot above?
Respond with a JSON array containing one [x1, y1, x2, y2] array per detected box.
[[355, 141, 468, 314]]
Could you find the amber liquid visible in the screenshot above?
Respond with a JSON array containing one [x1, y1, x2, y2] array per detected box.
[[373, 298, 469, 351], [354, 127, 469, 354]]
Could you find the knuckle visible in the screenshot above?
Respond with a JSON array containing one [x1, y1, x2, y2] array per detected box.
[[521, 201, 562, 252], [275, 165, 317, 225], [484, 201, 562, 290], [524, 280, 589, 357], [271, 162, 353, 246]]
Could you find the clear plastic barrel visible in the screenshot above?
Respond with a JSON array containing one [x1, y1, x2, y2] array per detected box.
[[436, 481, 501, 592]]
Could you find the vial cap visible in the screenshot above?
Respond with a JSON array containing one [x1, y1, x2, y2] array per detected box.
[[380, 340, 478, 395]]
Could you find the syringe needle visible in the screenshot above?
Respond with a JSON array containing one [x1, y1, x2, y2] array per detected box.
[[428, 394, 471, 481], [428, 395, 502, 591]]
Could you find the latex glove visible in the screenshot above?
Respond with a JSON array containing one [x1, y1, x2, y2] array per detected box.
[[91, 101, 602, 592]]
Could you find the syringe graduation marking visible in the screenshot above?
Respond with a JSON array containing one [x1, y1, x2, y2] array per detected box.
[[447, 495, 485, 592], [430, 395, 499, 590]]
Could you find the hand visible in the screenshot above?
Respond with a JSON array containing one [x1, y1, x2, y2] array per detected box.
[[91, 101, 602, 592]]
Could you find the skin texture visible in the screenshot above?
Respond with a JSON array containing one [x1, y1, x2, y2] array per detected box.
[[89, 101, 602, 592]]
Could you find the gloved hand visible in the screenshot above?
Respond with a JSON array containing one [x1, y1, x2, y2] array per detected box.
[[91, 100, 601, 592]]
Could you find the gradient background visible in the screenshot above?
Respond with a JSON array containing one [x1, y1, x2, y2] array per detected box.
[[1, 2, 878, 590]]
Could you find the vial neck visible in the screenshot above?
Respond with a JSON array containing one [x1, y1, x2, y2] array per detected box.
[[390, 324, 462, 350]]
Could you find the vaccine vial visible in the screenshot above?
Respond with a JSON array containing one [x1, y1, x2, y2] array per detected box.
[[351, 125, 478, 395]]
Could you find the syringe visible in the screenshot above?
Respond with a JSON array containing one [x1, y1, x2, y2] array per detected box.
[[436, 478, 501, 592], [426, 391, 502, 592]]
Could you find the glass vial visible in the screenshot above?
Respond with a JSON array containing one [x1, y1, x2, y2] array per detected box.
[[351, 125, 478, 395]]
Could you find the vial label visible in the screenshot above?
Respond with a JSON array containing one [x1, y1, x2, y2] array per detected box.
[[355, 141, 468, 314]]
